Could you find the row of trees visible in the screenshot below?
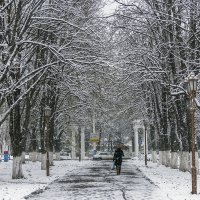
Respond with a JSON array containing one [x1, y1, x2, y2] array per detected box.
[[111, 0, 200, 171], [0, 0, 118, 179], [2, 0, 200, 179]]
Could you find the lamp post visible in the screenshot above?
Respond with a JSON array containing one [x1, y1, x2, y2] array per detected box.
[[186, 72, 198, 194], [45, 106, 51, 176]]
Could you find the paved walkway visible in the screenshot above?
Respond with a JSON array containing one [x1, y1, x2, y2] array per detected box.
[[25, 160, 170, 200]]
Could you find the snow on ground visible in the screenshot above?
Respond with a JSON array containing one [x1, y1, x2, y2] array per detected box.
[[0, 157, 88, 200], [26, 160, 169, 200], [0, 156, 200, 200], [131, 157, 200, 200]]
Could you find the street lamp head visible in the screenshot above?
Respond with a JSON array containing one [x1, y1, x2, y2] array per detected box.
[[187, 72, 198, 94], [184, 77, 189, 84], [44, 106, 51, 117], [183, 77, 189, 92]]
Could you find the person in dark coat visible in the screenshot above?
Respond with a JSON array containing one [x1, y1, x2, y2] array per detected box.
[[113, 147, 124, 175]]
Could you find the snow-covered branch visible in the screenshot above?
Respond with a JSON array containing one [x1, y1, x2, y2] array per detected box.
[[195, 98, 200, 109], [32, 17, 86, 31], [0, 69, 47, 126]]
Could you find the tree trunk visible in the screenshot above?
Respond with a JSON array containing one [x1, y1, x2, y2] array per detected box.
[[169, 101, 180, 169], [151, 151, 157, 163], [21, 152, 26, 164], [49, 151, 54, 165], [41, 153, 47, 170], [30, 128, 38, 162], [12, 156, 23, 179], [39, 96, 46, 155], [49, 113, 54, 166], [55, 152, 61, 160], [149, 124, 157, 163], [179, 151, 190, 172], [37, 152, 42, 162], [8, 91, 24, 179], [54, 139, 61, 160], [30, 151, 38, 162], [21, 96, 31, 164], [159, 86, 170, 166], [171, 152, 179, 169], [39, 96, 46, 169]]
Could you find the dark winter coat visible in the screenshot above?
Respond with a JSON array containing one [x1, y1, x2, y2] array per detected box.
[[113, 148, 124, 166]]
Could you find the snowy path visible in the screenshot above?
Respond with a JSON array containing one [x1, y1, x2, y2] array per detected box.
[[25, 160, 170, 200]]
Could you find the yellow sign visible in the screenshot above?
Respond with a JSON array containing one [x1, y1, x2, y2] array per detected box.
[[90, 138, 99, 143]]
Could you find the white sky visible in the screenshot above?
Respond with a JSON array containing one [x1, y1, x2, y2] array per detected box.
[[103, 0, 119, 16]]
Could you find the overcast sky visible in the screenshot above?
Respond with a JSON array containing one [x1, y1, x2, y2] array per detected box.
[[103, 0, 119, 16]]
